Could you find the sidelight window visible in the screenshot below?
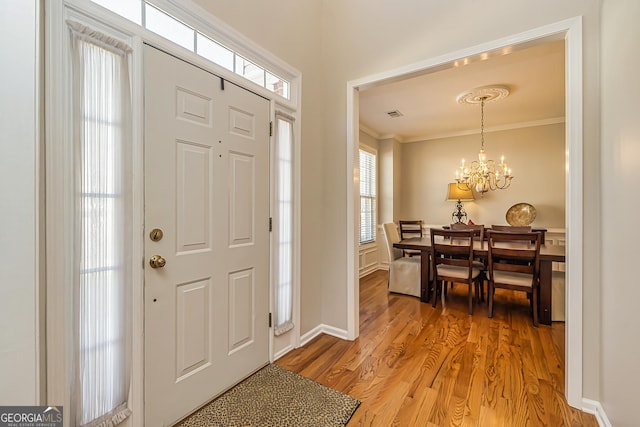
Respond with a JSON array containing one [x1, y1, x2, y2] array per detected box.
[[273, 114, 295, 335], [69, 21, 133, 426]]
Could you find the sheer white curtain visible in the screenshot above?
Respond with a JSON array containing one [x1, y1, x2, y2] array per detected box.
[[69, 21, 132, 427], [274, 114, 294, 335]]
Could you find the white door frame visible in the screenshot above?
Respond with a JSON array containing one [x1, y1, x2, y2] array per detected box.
[[346, 16, 584, 409]]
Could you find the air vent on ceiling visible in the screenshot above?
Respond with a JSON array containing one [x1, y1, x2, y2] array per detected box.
[[386, 110, 403, 118]]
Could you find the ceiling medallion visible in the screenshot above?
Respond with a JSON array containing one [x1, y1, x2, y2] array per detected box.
[[456, 85, 510, 105]]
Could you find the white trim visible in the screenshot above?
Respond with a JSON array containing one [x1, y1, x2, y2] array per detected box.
[[34, 1, 44, 404], [401, 116, 566, 143], [300, 324, 350, 347], [564, 16, 584, 409], [346, 16, 584, 409], [346, 86, 359, 341], [129, 34, 145, 427], [359, 123, 381, 139], [273, 344, 296, 361], [582, 399, 612, 427], [45, 2, 76, 419]]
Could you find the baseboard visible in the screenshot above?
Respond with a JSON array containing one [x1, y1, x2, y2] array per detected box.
[[359, 264, 378, 278], [300, 324, 349, 346], [272, 344, 295, 361], [582, 398, 612, 427]]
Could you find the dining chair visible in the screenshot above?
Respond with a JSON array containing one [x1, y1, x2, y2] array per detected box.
[[486, 230, 541, 326], [398, 220, 423, 257], [450, 223, 486, 301], [430, 228, 482, 314], [382, 223, 421, 297]]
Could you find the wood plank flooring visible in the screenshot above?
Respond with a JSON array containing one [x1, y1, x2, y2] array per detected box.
[[276, 270, 597, 426]]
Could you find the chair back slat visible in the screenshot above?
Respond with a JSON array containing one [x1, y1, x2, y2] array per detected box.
[[399, 220, 423, 239], [487, 231, 541, 276], [430, 228, 474, 271], [450, 223, 485, 241], [398, 220, 423, 257], [491, 224, 532, 233]]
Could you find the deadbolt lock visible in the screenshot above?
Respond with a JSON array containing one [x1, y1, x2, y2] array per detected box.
[[149, 228, 164, 242], [149, 255, 166, 269]]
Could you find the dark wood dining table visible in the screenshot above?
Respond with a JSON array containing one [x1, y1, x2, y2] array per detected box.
[[393, 236, 565, 325]]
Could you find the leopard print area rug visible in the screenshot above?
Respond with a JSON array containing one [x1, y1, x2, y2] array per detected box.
[[177, 364, 360, 426]]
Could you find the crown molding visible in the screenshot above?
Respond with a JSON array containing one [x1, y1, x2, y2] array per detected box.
[[402, 116, 566, 143], [358, 123, 381, 139]]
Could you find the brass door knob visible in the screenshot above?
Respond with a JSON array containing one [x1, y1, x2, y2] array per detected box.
[[149, 255, 166, 269]]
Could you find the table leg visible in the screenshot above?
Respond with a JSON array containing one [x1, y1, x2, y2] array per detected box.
[[420, 250, 430, 303], [539, 260, 552, 325]]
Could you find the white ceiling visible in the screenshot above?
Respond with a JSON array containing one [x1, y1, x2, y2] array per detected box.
[[358, 39, 566, 142]]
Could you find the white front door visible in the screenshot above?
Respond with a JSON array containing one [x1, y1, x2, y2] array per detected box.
[[144, 45, 270, 426]]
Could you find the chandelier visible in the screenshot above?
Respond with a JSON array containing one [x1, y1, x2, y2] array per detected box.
[[454, 86, 513, 195]]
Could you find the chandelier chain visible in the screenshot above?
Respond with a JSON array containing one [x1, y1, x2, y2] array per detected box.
[[480, 98, 485, 150]]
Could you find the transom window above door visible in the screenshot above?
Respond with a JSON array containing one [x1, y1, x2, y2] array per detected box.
[[90, 0, 291, 99]]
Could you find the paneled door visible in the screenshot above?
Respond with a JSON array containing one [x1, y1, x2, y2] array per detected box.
[[144, 45, 270, 426]]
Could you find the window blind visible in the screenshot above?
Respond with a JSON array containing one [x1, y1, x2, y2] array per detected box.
[[359, 148, 377, 244]]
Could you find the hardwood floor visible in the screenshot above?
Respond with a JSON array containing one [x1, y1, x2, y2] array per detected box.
[[276, 270, 597, 426]]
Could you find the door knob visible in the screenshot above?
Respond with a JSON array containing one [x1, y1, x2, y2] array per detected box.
[[149, 255, 166, 269]]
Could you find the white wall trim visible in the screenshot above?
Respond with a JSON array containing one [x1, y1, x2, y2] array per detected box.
[[359, 123, 381, 139], [273, 344, 296, 361], [582, 398, 612, 427], [402, 116, 566, 143], [563, 16, 584, 410], [346, 15, 584, 409], [300, 324, 350, 347], [346, 86, 359, 341], [45, 2, 77, 419]]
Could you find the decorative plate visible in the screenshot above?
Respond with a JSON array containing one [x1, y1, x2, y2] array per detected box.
[[506, 203, 536, 226]]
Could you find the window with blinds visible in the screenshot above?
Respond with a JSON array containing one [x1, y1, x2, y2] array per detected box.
[[359, 147, 377, 244], [273, 115, 294, 335]]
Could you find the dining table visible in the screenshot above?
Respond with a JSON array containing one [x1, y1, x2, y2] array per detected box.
[[393, 235, 565, 325]]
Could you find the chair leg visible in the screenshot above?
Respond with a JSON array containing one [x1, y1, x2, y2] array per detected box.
[[532, 286, 539, 327], [468, 283, 473, 315], [488, 282, 494, 318], [474, 278, 484, 304], [432, 280, 440, 308]]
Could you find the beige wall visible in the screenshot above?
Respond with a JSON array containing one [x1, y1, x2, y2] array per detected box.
[[399, 124, 566, 228], [377, 138, 394, 224], [601, 0, 640, 425]]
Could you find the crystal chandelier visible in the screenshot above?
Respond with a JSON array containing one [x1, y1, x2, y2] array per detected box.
[[454, 86, 513, 195]]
